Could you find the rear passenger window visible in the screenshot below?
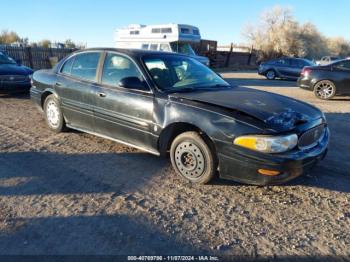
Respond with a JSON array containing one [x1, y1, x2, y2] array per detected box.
[[101, 53, 143, 87], [70, 52, 100, 82], [276, 59, 286, 65], [61, 56, 75, 75]]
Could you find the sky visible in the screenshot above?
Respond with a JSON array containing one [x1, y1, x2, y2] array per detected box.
[[1, 0, 349, 47]]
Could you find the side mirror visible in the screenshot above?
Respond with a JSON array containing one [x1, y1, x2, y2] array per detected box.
[[118, 77, 148, 90], [15, 59, 22, 65]]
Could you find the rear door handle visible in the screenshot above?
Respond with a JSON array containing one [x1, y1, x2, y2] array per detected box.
[[98, 92, 106, 98]]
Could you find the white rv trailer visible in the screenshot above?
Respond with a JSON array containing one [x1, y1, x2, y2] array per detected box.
[[114, 24, 209, 65]]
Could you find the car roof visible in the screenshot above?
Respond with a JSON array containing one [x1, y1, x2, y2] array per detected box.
[[71, 47, 185, 59]]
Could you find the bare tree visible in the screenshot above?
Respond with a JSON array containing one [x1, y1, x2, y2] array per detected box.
[[39, 39, 51, 48], [0, 30, 20, 44], [243, 5, 350, 61]]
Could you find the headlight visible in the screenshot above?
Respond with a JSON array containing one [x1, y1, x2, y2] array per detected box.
[[233, 134, 298, 153]]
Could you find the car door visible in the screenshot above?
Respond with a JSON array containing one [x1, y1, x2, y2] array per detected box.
[[332, 60, 350, 94], [287, 59, 304, 77], [275, 58, 290, 77], [55, 52, 102, 131], [92, 52, 157, 151]]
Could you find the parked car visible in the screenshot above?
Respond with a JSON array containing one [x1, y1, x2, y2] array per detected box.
[[298, 59, 350, 100], [316, 56, 341, 66], [30, 48, 329, 185], [258, 57, 315, 80], [0, 51, 33, 94]]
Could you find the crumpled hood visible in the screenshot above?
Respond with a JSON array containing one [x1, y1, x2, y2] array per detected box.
[[170, 87, 322, 132], [0, 64, 33, 75]]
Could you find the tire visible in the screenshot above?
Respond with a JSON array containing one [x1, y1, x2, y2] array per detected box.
[[43, 94, 66, 133], [266, 70, 276, 80], [170, 131, 216, 184], [313, 80, 336, 100]]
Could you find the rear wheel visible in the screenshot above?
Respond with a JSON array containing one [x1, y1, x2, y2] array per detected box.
[[43, 94, 66, 132], [266, 70, 276, 80], [314, 80, 336, 100], [170, 131, 216, 184]]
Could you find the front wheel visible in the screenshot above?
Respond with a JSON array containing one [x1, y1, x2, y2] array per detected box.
[[314, 80, 336, 100], [43, 94, 66, 132], [170, 132, 216, 184]]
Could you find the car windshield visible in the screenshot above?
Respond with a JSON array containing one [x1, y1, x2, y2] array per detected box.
[[0, 52, 16, 65], [143, 55, 230, 92], [170, 42, 196, 56]]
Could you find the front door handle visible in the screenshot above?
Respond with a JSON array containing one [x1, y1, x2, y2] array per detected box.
[[55, 82, 63, 87], [98, 92, 106, 98]]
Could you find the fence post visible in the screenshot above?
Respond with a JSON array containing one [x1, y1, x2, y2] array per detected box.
[[225, 43, 233, 68], [247, 45, 253, 65], [26, 47, 33, 69]]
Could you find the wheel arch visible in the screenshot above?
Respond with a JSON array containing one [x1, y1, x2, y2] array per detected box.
[[40, 88, 59, 109], [157, 122, 217, 157], [312, 79, 336, 89]]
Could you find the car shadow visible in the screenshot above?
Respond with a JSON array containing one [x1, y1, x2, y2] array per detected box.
[[0, 151, 169, 196], [0, 213, 203, 255]]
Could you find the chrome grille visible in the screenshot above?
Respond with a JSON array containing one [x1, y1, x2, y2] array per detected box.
[[0, 75, 27, 82], [298, 124, 325, 149]]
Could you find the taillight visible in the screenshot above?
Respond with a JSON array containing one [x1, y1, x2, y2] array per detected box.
[[301, 68, 312, 77]]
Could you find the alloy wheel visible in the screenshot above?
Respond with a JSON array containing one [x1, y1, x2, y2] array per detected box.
[[314, 81, 335, 99]]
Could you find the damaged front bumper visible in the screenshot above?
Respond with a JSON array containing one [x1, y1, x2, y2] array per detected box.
[[215, 127, 329, 185]]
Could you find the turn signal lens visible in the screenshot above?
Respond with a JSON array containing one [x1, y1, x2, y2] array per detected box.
[[233, 134, 298, 153], [258, 169, 280, 176]]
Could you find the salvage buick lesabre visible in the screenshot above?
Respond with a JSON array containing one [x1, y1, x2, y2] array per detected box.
[[30, 48, 329, 185]]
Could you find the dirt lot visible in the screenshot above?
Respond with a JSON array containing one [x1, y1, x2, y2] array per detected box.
[[0, 71, 349, 260]]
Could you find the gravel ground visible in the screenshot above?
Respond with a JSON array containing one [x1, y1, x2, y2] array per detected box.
[[0, 71, 349, 261]]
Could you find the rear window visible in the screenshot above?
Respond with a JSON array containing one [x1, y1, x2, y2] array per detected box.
[[70, 52, 100, 82]]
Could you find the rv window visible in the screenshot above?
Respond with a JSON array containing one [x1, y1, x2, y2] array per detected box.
[[150, 44, 158, 51], [130, 30, 139, 35], [141, 44, 149, 50], [193, 29, 200, 35], [161, 28, 172, 33], [151, 28, 161, 33], [180, 28, 190, 34], [159, 44, 170, 52]]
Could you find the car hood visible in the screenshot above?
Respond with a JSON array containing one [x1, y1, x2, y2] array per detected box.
[[170, 87, 322, 132], [0, 64, 33, 75]]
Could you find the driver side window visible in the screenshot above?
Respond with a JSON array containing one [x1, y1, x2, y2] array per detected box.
[[101, 53, 143, 87]]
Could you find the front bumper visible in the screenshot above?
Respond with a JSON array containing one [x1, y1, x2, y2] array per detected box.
[[0, 81, 31, 94], [216, 128, 329, 185]]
